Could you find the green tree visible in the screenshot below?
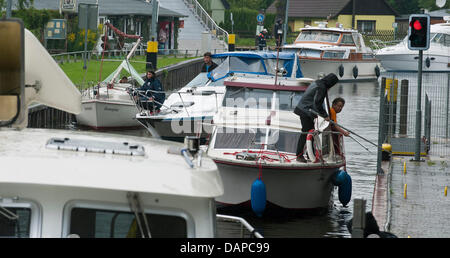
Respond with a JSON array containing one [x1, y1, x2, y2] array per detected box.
[[386, 0, 421, 14], [418, 0, 450, 11], [0, 0, 34, 10]]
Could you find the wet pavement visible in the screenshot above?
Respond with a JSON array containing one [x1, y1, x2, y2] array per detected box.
[[374, 144, 450, 238]]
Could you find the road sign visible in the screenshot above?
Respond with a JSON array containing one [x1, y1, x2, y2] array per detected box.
[[257, 14, 264, 23]]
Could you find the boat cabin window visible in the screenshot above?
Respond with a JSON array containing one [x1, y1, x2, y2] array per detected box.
[[214, 128, 300, 153], [296, 30, 340, 43], [276, 91, 303, 111], [299, 49, 322, 58], [0, 207, 31, 238], [340, 34, 355, 45], [431, 33, 450, 47], [223, 87, 303, 111], [223, 87, 273, 109], [362, 54, 375, 60], [322, 51, 345, 59], [69, 207, 187, 238]]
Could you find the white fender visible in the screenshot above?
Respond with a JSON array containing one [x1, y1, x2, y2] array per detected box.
[[306, 130, 321, 163]]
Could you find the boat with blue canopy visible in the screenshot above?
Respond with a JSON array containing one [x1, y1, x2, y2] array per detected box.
[[134, 51, 311, 142]]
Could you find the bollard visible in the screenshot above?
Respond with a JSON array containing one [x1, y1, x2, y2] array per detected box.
[[228, 34, 235, 52], [445, 186, 448, 197], [352, 199, 366, 238], [403, 161, 407, 175], [146, 40, 158, 70], [404, 184, 407, 199]]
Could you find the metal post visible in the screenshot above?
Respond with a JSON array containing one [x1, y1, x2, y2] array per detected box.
[[352, 199, 366, 238], [446, 73, 450, 140], [6, 0, 12, 18], [283, 0, 289, 45], [151, 0, 159, 41], [414, 50, 423, 161], [376, 77, 387, 175], [83, 28, 88, 70]]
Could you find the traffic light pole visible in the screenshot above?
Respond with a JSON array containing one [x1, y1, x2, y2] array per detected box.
[[414, 49, 423, 161]]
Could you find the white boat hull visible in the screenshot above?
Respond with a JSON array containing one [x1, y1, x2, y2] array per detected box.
[[376, 53, 450, 72], [213, 161, 339, 210], [299, 59, 380, 81], [76, 100, 140, 129]]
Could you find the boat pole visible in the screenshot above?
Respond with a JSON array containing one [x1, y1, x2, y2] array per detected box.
[[309, 109, 378, 147], [6, 0, 12, 18]]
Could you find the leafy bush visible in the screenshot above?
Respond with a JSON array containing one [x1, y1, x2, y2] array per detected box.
[[220, 8, 276, 37]]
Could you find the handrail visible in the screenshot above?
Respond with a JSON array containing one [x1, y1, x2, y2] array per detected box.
[[216, 214, 263, 238], [184, 0, 229, 45]]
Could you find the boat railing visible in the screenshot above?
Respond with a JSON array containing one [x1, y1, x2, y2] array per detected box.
[[369, 39, 402, 50], [216, 214, 263, 238], [219, 129, 346, 165]]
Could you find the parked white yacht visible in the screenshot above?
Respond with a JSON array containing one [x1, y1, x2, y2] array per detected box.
[[206, 74, 351, 215], [284, 22, 381, 81], [375, 21, 450, 72], [0, 19, 261, 238], [135, 51, 311, 141]]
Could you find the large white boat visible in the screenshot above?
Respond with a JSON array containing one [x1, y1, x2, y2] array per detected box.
[[375, 21, 450, 72], [206, 74, 351, 214], [0, 19, 261, 238], [284, 22, 381, 81], [135, 51, 312, 141]]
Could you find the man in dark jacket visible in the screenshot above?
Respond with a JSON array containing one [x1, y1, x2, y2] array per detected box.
[[293, 73, 339, 162], [201, 52, 218, 73], [135, 71, 165, 113], [274, 18, 283, 48]]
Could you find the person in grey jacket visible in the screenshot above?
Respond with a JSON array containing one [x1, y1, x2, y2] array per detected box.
[[293, 73, 339, 162]]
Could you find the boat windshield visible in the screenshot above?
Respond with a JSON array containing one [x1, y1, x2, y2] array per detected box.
[[431, 33, 450, 47], [185, 73, 211, 88], [296, 30, 341, 43], [223, 87, 303, 111]]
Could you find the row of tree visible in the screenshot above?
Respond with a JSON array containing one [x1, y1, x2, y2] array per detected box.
[[386, 0, 450, 14]]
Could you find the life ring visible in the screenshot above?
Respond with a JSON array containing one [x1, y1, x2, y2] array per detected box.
[[306, 129, 322, 163]]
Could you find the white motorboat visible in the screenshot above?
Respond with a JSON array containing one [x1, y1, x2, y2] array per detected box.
[[375, 21, 450, 72], [284, 22, 381, 81], [76, 23, 144, 130], [0, 19, 261, 238], [135, 51, 311, 142], [206, 75, 351, 214]]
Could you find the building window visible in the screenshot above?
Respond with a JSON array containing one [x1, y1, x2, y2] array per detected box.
[[357, 20, 376, 34]]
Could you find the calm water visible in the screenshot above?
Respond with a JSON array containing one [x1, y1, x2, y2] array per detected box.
[[76, 80, 381, 238]]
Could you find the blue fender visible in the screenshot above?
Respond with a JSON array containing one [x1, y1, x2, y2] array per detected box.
[[337, 171, 352, 207], [251, 178, 266, 217], [332, 169, 347, 186]]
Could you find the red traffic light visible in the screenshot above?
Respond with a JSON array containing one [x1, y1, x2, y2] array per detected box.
[[413, 20, 422, 30]]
